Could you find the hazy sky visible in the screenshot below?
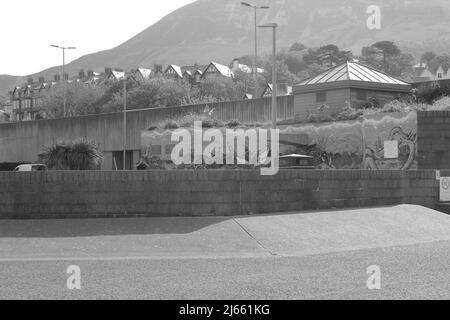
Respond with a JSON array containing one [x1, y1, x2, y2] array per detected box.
[[0, 0, 196, 76]]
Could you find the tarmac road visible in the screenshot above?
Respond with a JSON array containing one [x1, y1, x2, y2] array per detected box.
[[0, 205, 449, 300]]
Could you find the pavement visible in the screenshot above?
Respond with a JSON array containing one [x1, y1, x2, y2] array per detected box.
[[0, 204, 449, 299]]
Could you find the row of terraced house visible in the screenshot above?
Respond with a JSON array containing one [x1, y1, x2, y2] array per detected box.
[[8, 59, 287, 122]]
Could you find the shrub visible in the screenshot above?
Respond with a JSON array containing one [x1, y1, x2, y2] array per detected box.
[[38, 138, 103, 170], [226, 119, 241, 128]]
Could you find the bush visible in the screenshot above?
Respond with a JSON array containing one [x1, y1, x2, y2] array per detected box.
[[38, 138, 103, 170], [415, 85, 447, 104]]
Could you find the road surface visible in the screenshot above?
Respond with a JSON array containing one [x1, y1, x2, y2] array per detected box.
[[0, 205, 449, 299]]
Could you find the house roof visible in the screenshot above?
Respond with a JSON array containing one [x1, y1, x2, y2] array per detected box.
[[265, 83, 293, 96], [298, 61, 409, 86], [181, 65, 208, 76], [205, 62, 234, 78], [110, 70, 125, 80], [166, 65, 183, 78], [236, 63, 265, 74], [137, 68, 152, 80]]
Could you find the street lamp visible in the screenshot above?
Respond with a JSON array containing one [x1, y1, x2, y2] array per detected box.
[[122, 77, 128, 170], [240, 2, 269, 99], [258, 23, 278, 129], [51, 45, 76, 118]]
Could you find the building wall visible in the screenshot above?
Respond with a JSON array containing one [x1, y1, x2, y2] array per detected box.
[[0, 97, 294, 169], [294, 87, 409, 121], [418, 111, 450, 169], [294, 88, 351, 120], [349, 89, 404, 107], [0, 170, 439, 219]]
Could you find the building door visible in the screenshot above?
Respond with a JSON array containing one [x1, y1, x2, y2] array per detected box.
[[112, 151, 133, 170]]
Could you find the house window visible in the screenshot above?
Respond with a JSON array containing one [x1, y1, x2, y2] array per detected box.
[[356, 90, 367, 100], [316, 92, 327, 103], [438, 73, 443, 79]]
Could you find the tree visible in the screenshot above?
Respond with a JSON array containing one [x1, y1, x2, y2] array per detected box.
[[103, 77, 192, 112], [38, 138, 103, 170], [196, 76, 245, 101], [289, 42, 306, 52], [421, 51, 437, 66], [369, 41, 401, 72], [303, 45, 352, 69], [40, 83, 106, 118]]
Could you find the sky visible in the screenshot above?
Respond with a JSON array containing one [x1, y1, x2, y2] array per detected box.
[[0, 0, 196, 76]]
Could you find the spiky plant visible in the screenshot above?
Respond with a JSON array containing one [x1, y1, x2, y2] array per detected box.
[[39, 138, 103, 170]]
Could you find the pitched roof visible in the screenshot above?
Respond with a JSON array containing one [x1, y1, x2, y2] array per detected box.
[[205, 62, 234, 78], [137, 68, 152, 80], [165, 65, 183, 78], [236, 63, 265, 74], [298, 61, 409, 86], [110, 70, 125, 80]]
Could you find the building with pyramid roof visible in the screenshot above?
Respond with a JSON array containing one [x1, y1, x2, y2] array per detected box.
[[293, 61, 412, 120]]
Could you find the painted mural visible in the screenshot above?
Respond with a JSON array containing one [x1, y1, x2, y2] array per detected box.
[[140, 112, 418, 170], [278, 112, 417, 170]]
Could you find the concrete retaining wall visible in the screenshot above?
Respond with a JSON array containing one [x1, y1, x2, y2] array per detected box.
[[0, 96, 294, 170], [0, 170, 439, 219]]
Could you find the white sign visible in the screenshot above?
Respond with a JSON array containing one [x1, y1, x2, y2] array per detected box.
[[384, 140, 399, 159], [440, 177, 450, 202]]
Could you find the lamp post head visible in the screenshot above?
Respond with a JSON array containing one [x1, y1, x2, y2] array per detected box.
[[241, 2, 269, 9], [258, 22, 278, 28]]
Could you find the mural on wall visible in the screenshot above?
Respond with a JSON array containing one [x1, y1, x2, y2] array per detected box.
[[140, 112, 418, 170], [279, 112, 418, 170]]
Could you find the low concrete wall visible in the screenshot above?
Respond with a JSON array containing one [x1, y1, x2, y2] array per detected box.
[[0, 170, 439, 219]]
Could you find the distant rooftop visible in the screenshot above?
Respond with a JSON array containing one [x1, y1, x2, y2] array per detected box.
[[298, 61, 409, 86]]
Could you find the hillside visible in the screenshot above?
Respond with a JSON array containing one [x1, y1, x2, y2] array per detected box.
[[2, 0, 450, 95]]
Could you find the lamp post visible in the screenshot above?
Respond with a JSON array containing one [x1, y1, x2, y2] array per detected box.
[[240, 2, 269, 99], [122, 77, 127, 170], [51, 45, 76, 118], [258, 23, 278, 129]]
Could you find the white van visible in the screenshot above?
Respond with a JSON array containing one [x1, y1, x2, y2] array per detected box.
[[13, 164, 47, 172]]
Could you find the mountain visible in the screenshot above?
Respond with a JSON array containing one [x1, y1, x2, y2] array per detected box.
[[2, 0, 450, 95]]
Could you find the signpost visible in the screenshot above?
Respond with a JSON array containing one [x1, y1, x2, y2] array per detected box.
[[440, 177, 450, 202]]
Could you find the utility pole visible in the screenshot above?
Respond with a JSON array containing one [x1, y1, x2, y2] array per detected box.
[[51, 45, 76, 118], [241, 2, 270, 99]]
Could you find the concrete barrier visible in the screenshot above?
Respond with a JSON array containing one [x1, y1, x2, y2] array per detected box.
[[0, 170, 439, 219]]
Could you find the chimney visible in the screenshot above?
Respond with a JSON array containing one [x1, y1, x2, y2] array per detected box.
[[39, 77, 45, 84], [232, 58, 240, 71], [79, 69, 86, 79], [87, 70, 94, 78], [105, 67, 112, 76], [54, 74, 61, 82]]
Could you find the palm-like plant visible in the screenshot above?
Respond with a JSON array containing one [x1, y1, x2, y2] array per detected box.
[[39, 138, 103, 170]]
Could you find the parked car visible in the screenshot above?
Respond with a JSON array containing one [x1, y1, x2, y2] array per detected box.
[[13, 164, 47, 172], [279, 154, 315, 169]]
